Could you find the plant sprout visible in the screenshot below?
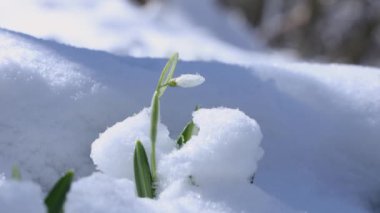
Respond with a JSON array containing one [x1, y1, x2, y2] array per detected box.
[[134, 53, 204, 198]]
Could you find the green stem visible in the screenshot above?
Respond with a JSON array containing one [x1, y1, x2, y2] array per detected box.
[[151, 141, 157, 182], [148, 53, 178, 187], [150, 91, 160, 182]]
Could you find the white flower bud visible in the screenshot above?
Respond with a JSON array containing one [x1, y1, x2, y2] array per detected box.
[[169, 74, 205, 88]]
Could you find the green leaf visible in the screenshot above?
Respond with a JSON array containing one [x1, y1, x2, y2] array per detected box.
[[45, 171, 74, 213], [134, 141, 154, 198], [150, 91, 160, 181], [176, 121, 198, 148], [11, 165, 21, 181], [156, 53, 178, 97], [176, 106, 200, 148]]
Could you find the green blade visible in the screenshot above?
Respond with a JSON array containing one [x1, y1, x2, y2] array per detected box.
[[11, 165, 21, 181], [134, 141, 154, 198], [44, 171, 74, 213], [156, 53, 178, 97]]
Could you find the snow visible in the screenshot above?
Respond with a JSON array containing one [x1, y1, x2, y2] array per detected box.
[[0, 29, 112, 189], [91, 108, 175, 180], [155, 108, 292, 213], [87, 106, 280, 212], [1, 27, 380, 212], [66, 172, 294, 213], [0, 0, 291, 65], [89, 90, 280, 212], [66, 173, 143, 213], [0, 180, 45, 213], [0, 1, 379, 211], [159, 108, 263, 188], [66, 173, 231, 213]]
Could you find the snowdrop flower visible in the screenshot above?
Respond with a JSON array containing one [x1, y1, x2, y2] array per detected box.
[[168, 74, 205, 88]]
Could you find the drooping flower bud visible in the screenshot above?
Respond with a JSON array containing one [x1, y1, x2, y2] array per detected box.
[[169, 74, 205, 88]]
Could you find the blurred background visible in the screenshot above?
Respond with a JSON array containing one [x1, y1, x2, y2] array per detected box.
[[1, 0, 379, 67], [134, 0, 380, 66], [219, 0, 380, 67]]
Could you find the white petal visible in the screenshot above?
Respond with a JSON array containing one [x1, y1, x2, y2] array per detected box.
[[174, 74, 205, 88]]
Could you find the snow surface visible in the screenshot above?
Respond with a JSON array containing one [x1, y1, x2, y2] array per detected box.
[[0, 24, 380, 212], [0, 0, 380, 208]]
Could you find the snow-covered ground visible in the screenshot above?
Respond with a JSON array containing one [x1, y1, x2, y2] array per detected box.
[[0, 0, 380, 212], [1, 27, 379, 212]]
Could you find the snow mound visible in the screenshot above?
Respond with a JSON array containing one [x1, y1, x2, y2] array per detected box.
[[159, 107, 263, 187], [88, 105, 291, 212], [0, 29, 114, 189], [0, 180, 45, 213], [91, 108, 175, 179]]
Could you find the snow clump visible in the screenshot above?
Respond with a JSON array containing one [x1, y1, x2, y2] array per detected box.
[[91, 108, 175, 180], [0, 180, 45, 213], [159, 107, 264, 187], [65, 173, 230, 213]]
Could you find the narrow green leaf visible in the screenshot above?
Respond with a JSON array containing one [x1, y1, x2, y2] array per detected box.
[[45, 171, 74, 213], [11, 165, 21, 181], [156, 53, 178, 97], [134, 141, 154, 198]]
